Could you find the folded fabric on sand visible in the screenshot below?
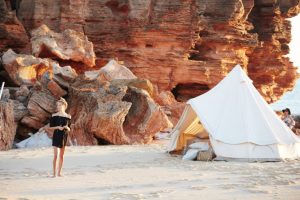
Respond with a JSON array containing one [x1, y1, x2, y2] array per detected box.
[[16, 130, 52, 148], [182, 141, 210, 160], [182, 149, 199, 160], [189, 142, 209, 150]]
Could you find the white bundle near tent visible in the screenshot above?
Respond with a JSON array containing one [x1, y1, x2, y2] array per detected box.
[[168, 65, 300, 161], [16, 130, 52, 148]]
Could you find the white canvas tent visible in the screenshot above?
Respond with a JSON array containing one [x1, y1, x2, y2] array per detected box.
[[168, 65, 300, 161]]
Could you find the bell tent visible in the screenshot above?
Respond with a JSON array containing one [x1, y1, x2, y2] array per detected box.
[[167, 65, 300, 161]]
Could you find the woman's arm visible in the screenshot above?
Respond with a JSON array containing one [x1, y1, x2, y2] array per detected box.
[[41, 124, 64, 133]]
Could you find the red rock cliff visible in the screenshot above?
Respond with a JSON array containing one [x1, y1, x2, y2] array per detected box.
[[3, 0, 300, 102]]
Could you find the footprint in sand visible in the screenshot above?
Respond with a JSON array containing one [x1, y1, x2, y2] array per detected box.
[[219, 184, 239, 189], [247, 189, 271, 194], [147, 192, 161, 198], [109, 193, 144, 200], [288, 180, 296, 185], [190, 185, 208, 190], [275, 180, 291, 186], [147, 188, 174, 198], [273, 185, 279, 198], [158, 189, 174, 194], [216, 177, 229, 181]]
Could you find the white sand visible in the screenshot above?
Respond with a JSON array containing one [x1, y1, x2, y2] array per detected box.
[[1, 141, 300, 200]]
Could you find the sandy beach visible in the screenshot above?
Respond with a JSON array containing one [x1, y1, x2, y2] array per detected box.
[[0, 141, 300, 200]]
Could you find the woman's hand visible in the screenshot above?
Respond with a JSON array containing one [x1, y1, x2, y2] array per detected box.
[[63, 126, 70, 132]]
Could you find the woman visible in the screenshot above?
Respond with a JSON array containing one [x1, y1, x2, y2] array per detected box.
[[282, 108, 295, 130], [44, 97, 71, 177]]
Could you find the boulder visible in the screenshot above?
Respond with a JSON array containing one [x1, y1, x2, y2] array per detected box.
[[53, 63, 78, 81], [1, 49, 54, 85], [20, 83, 57, 129], [15, 85, 30, 103], [1, 49, 76, 90], [47, 80, 67, 98], [122, 87, 173, 143], [155, 91, 179, 107], [0, 100, 16, 150], [51, 63, 78, 89], [26, 87, 57, 122], [12, 99, 28, 121], [111, 78, 154, 97], [154, 90, 186, 125], [68, 77, 130, 145], [68, 76, 172, 145], [84, 60, 136, 81], [21, 115, 44, 130], [31, 24, 96, 67], [88, 101, 132, 145]]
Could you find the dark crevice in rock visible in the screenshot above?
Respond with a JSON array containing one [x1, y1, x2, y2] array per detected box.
[[95, 136, 111, 145], [171, 83, 209, 102]]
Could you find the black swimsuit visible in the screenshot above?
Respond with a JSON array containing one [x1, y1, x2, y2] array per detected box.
[[50, 115, 71, 148]]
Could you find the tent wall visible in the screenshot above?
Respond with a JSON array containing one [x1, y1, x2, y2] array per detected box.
[[211, 137, 300, 161]]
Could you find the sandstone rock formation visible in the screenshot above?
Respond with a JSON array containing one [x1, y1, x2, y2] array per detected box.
[[52, 63, 78, 88], [1, 57, 173, 148], [68, 75, 172, 145], [12, 99, 28, 121], [1, 49, 79, 88], [14, 85, 30, 103], [84, 59, 137, 81], [46, 80, 67, 98], [247, 0, 300, 102], [0, 100, 16, 150], [31, 24, 96, 67], [154, 91, 186, 125], [0, 20, 175, 149], [0, 0, 29, 53], [22, 84, 57, 129], [122, 86, 172, 143], [2, 49, 54, 85], [16, 0, 300, 102]]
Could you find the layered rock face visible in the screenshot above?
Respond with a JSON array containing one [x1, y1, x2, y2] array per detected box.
[[247, 0, 300, 102], [15, 0, 300, 102], [0, 0, 30, 85], [0, 0, 29, 53], [0, 100, 17, 150]]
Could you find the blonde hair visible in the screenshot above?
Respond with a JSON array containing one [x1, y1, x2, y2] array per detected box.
[[57, 97, 68, 108]]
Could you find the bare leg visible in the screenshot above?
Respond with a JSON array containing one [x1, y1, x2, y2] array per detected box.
[[52, 147, 58, 177], [57, 146, 65, 177]]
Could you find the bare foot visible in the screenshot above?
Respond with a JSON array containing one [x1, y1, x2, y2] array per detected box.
[[50, 175, 56, 178], [57, 174, 64, 177]]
